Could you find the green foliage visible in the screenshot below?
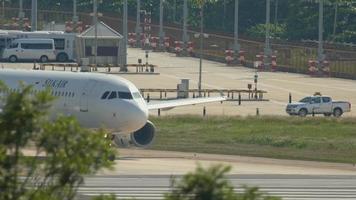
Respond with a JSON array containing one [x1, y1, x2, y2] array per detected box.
[[0, 83, 115, 200], [164, 165, 280, 200], [238, 187, 281, 200], [8, 0, 356, 43], [334, 30, 356, 43], [150, 115, 356, 163], [246, 24, 286, 39], [165, 165, 237, 200]]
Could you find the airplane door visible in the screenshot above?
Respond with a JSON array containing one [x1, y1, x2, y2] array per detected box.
[[79, 80, 97, 112]]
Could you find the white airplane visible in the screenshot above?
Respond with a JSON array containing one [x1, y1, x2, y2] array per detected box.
[[0, 69, 226, 148]]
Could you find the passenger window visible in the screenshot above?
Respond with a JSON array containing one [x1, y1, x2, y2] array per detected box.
[[118, 92, 133, 99], [108, 91, 117, 99], [311, 97, 321, 104], [322, 97, 331, 103], [8, 43, 18, 49], [21, 43, 53, 49], [101, 91, 110, 99], [21, 43, 29, 49], [54, 38, 65, 50]]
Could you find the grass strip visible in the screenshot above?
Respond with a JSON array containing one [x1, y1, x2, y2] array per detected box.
[[150, 115, 356, 163]]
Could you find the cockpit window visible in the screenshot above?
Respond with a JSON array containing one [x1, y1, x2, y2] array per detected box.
[[108, 91, 117, 99], [132, 92, 142, 99], [101, 91, 110, 99], [118, 92, 133, 99]]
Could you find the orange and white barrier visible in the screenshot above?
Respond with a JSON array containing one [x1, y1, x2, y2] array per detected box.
[[174, 41, 183, 55], [225, 50, 234, 65], [322, 60, 330, 76], [255, 54, 264, 70], [65, 21, 73, 33], [164, 37, 171, 51], [239, 51, 246, 65], [187, 41, 194, 56], [128, 33, 136, 47], [308, 60, 318, 75], [76, 21, 84, 33], [308, 60, 330, 77], [271, 55, 277, 71], [150, 37, 159, 50]]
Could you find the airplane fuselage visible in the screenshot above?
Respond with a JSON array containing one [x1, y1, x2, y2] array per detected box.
[[0, 69, 149, 135]]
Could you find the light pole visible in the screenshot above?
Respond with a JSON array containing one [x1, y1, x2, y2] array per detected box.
[[332, 3, 338, 40], [182, 0, 188, 53], [31, 0, 37, 31], [135, 0, 141, 47], [222, 0, 226, 31], [73, 0, 78, 26], [264, 0, 272, 66], [2, 0, 5, 19], [121, 0, 128, 71], [233, 0, 240, 59], [198, 2, 204, 97], [19, 0, 24, 29], [93, 0, 98, 69], [317, 0, 325, 73], [274, 0, 278, 24], [159, 0, 165, 50], [173, 0, 176, 23]]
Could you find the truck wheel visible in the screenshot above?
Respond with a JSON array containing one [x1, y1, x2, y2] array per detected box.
[[298, 109, 307, 117], [40, 56, 49, 63], [57, 53, 68, 62], [9, 55, 17, 63], [333, 108, 343, 117]]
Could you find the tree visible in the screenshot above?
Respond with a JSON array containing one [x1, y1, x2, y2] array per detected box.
[[0, 83, 116, 200], [246, 23, 286, 40], [164, 165, 281, 200]]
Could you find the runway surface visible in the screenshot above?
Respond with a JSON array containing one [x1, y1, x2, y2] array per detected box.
[[77, 175, 356, 200], [75, 149, 356, 200]]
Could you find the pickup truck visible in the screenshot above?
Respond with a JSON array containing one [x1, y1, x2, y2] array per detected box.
[[286, 95, 351, 117]]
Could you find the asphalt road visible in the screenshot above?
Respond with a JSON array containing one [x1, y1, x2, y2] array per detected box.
[[77, 174, 356, 200], [76, 149, 356, 200]]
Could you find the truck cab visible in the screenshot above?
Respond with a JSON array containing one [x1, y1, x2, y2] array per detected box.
[[286, 95, 351, 117]]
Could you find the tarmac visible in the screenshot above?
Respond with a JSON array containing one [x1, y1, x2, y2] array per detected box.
[[78, 174, 356, 200], [76, 149, 356, 200], [2, 47, 356, 116], [123, 48, 356, 117], [104, 149, 356, 176]]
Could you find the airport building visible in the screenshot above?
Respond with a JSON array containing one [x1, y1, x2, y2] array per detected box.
[[75, 21, 125, 67]]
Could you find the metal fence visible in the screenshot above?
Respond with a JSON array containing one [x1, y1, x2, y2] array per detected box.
[[2, 7, 356, 79]]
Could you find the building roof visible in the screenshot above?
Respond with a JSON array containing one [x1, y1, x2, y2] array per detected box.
[[78, 21, 123, 39]]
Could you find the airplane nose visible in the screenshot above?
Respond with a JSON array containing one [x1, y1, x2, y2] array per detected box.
[[120, 102, 148, 133]]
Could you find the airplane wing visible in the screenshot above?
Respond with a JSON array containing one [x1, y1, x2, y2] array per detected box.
[[147, 96, 226, 110]]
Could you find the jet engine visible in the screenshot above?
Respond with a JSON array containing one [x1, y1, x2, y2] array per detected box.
[[113, 121, 156, 148]]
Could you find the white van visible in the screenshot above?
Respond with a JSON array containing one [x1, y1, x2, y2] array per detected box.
[[2, 39, 56, 63]]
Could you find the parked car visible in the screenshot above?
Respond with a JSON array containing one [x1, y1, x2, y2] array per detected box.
[[2, 39, 56, 63], [286, 95, 351, 117]]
